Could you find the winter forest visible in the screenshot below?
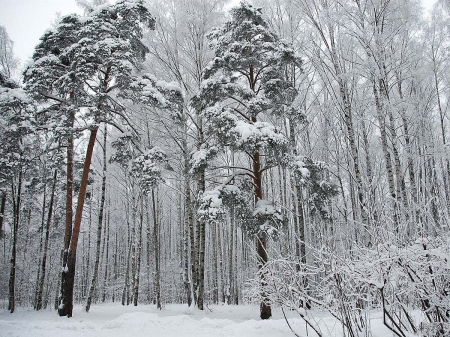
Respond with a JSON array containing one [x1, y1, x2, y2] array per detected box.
[[0, 0, 449, 336]]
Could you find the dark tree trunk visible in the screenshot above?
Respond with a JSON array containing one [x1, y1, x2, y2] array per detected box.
[[34, 172, 48, 310], [101, 208, 110, 303], [36, 170, 57, 311], [59, 127, 98, 317], [249, 63, 271, 319], [254, 148, 271, 320], [145, 197, 152, 304], [212, 224, 219, 304], [183, 174, 193, 307], [86, 126, 107, 312], [152, 189, 161, 309], [0, 191, 6, 239], [8, 169, 22, 313], [59, 111, 74, 316], [122, 201, 132, 306], [196, 120, 206, 310], [257, 236, 270, 319], [189, 186, 197, 305], [133, 196, 144, 306]]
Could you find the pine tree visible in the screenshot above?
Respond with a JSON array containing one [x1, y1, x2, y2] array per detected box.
[[25, 0, 155, 317], [194, 1, 301, 319]]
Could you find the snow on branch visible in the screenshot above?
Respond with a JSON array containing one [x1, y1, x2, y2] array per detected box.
[[129, 146, 167, 193]]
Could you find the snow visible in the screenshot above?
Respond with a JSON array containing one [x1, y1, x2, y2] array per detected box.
[[135, 74, 181, 108], [192, 149, 207, 163], [253, 199, 277, 217], [202, 189, 223, 209], [156, 80, 182, 93], [0, 303, 393, 337], [234, 121, 286, 146], [0, 87, 30, 103], [230, 120, 288, 146]]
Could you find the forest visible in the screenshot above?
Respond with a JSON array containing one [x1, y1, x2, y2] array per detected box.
[[0, 0, 449, 336]]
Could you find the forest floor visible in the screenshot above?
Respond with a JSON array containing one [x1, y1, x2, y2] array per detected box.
[[0, 302, 392, 337]]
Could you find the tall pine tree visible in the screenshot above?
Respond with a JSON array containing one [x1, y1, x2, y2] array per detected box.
[[194, 1, 301, 319], [25, 0, 155, 317]]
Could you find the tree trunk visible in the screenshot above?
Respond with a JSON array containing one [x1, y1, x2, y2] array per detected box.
[[182, 135, 194, 307], [325, 21, 368, 243], [183, 190, 192, 306], [83, 191, 93, 299], [257, 235, 270, 319], [152, 188, 161, 309], [0, 191, 5, 239], [59, 126, 98, 317], [189, 170, 197, 305], [86, 126, 107, 312], [55, 250, 63, 310], [212, 224, 219, 304], [101, 207, 110, 303], [34, 176, 47, 309], [58, 110, 74, 316], [372, 80, 399, 226], [122, 213, 132, 306], [129, 188, 137, 305], [112, 231, 117, 303], [133, 195, 144, 306], [396, 75, 418, 226], [35, 170, 57, 311], [8, 168, 22, 313], [228, 209, 235, 305], [196, 119, 206, 309], [254, 147, 271, 320], [217, 220, 224, 304], [145, 197, 152, 304]]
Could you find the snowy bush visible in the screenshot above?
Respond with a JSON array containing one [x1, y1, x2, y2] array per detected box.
[[260, 231, 450, 337]]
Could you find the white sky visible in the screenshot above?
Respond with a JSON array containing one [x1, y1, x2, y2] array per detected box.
[[0, 0, 439, 73], [0, 0, 82, 67]]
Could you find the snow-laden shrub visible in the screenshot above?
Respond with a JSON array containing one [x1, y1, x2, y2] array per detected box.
[[258, 231, 450, 337]]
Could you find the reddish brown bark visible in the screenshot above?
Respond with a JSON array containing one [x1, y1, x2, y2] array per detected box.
[[59, 127, 98, 317]]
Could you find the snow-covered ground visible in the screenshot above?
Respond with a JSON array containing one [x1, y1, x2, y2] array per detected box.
[[0, 303, 392, 337]]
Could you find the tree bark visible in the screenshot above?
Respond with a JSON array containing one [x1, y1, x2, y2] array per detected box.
[[372, 81, 399, 225], [183, 186, 193, 306], [8, 168, 22, 313], [122, 212, 132, 306], [59, 126, 98, 317], [212, 224, 219, 304], [35, 170, 57, 311], [152, 188, 161, 309], [58, 110, 74, 316], [133, 195, 144, 306], [34, 176, 47, 309], [196, 118, 206, 310], [101, 206, 110, 303], [0, 191, 5, 239], [253, 147, 271, 319], [145, 196, 152, 304], [86, 126, 107, 312], [182, 130, 194, 307]]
